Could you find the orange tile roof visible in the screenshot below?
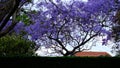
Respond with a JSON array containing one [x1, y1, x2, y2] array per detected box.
[[74, 51, 111, 57]]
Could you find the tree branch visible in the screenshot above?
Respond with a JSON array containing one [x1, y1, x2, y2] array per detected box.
[[0, 0, 20, 37], [48, 36, 69, 53], [72, 33, 98, 53]]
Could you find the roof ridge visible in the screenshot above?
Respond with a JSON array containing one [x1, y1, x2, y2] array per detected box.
[[74, 51, 112, 57]]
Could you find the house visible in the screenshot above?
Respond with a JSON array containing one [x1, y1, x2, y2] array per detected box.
[[74, 51, 111, 57]]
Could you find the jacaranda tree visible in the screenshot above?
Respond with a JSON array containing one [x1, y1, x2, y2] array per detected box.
[[12, 0, 118, 56], [2, 0, 120, 56]]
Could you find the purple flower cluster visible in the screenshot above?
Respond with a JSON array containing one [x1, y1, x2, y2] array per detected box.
[[10, 0, 120, 46], [1, 20, 25, 35], [24, 0, 115, 42], [13, 21, 25, 34]]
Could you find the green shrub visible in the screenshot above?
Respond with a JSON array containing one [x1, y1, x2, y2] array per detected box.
[[0, 35, 36, 57]]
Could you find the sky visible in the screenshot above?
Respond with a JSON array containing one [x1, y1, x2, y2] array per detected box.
[[33, 0, 117, 57]]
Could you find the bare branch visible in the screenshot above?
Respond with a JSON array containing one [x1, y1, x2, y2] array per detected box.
[[48, 36, 69, 53]]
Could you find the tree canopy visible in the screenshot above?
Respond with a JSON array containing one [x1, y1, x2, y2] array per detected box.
[[1, 0, 120, 56]]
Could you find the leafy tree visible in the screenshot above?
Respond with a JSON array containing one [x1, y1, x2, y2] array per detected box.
[[0, 35, 36, 56]]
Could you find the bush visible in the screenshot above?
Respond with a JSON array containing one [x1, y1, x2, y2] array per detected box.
[[0, 35, 36, 57]]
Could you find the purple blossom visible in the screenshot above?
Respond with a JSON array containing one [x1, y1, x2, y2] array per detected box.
[[56, 0, 61, 3], [10, 0, 120, 48], [83, 0, 115, 14], [13, 21, 25, 34], [102, 39, 107, 45]]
